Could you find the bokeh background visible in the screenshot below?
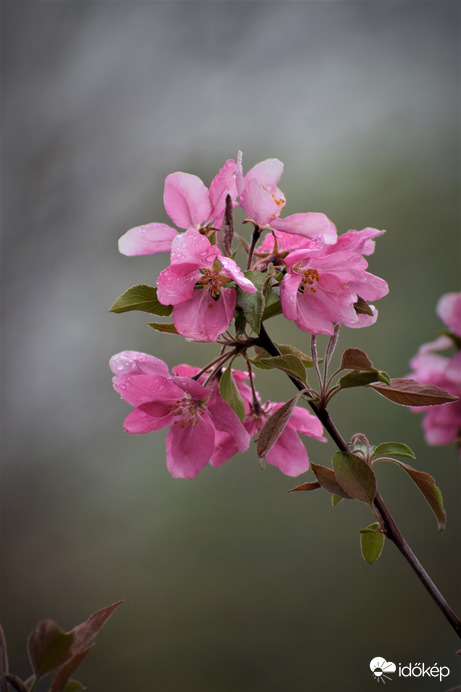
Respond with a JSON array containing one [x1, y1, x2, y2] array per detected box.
[[1, 2, 460, 691]]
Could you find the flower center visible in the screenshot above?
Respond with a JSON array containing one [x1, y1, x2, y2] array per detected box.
[[170, 395, 206, 428], [298, 268, 320, 294], [196, 268, 226, 300]]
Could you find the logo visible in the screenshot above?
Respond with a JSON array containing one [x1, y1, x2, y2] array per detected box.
[[369, 657, 450, 683], [370, 657, 397, 683]]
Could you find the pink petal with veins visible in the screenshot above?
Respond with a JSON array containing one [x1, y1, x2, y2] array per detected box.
[[164, 172, 211, 230], [118, 223, 178, 256]]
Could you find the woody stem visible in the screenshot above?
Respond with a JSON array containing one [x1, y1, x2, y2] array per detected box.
[[255, 322, 461, 638]]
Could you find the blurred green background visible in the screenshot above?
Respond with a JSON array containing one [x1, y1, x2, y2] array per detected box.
[[1, 2, 460, 691]]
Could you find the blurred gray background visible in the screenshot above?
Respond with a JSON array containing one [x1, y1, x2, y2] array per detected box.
[[1, 2, 460, 691]]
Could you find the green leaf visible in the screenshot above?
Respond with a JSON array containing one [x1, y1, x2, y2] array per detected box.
[[27, 622, 74, 677], [310, 463, 352, 498], [261, 287, 282, 321], [332, 452, 377, 506], [219, 367, 245, 421], [273, 343, 314, 367], [340, 348, 374, 371], [234, 309, 247, 336], [360, 523, 385, 564], [369, 378, 458, 406], [109, 285, 173, 316], [338, 370, 390, 389], [259, 354, 307, 383], [288, 481, 321, 492], [371, 442, 416, 460], [235, 271, 268, 333], [374, 458, 447, 532], [257, 392, 304, 459], [331, 494, 344, 507], [63, 681, 86, 692], [148, 322, 179, 335]]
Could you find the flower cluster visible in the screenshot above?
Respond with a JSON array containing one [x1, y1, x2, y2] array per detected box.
[[118, 153, 388, 339], [110, 352, 325, 478], [112, 153, 390, 478], [408, 292, 461, 453]]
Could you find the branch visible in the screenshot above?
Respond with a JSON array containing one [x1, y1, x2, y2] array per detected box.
[[255, 323, 461, 638]]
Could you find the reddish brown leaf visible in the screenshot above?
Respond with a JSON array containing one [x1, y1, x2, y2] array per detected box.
[[257, 393, 303, 458], [340, 348, 374, 371], [288, 481, 321, 492], [50, 646, 93, 692], [310, 463, 352, 498], [2, 674, 28, 692], [27, 621, 74, 677], [70, 601, 123, 655], [369, 378, 458, 407]]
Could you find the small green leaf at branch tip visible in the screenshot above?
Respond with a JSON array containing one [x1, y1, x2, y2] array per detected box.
[[288, 480, 321, 492], [369, 378, 459, 407], [331, 494, 344, 507], [63, 681, 86, 692], [371, 442, 416, 460], [338, 369, 390, 389], [332, 452, 377, 506], [360, 523, 385, 564], [148, 322, 179, 335], [259, 354, 307, 383], [257, 392, 304, 459], [273, 343, 314, 367], [219, 366, 245, 421], [109, 285, 173, 316]]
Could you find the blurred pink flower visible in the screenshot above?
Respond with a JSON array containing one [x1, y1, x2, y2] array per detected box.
[[118, 159, 239, 256], [156, 229, 256, 341], [110, 352, 250, 478], [409, 292, 461, 452], [280, 234, 388, 335]]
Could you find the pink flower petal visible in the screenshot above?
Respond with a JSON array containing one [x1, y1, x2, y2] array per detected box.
[[220, 256, 257, 293], [208, 430, 240, 468], [164, 172, 211, 230], [156, 263, 200, 305], [118, 223, 178, 256], [240, 178, 282, 226], [166, 415, 215, 478], [208, 159, 239, 229], [272, 213, 337, 244], [437, 292, 461, 337], [266, 426, 310, 476], [173, 288, 236, 341], [170, 229, 220, 267], [110, 351, 170, 378], [207, 388, 251, 452], [245, 158, 284, 191], [123, 403, 173, 433], [113, 374, 183, 407]]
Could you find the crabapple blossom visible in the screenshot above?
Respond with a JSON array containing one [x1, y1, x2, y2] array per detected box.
[[110, 352, 250, 478], [409, 292, 461, 452], [156, 229, 256, 341], [118, 159, 239, 256], [280, 233, 388, 335]]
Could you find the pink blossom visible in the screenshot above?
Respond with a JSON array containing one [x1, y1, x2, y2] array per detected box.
[[118, 160, 239, 256], [156, 229, 256, 341], [437, 292, 461, 338], [110, 352, 250, 478], [237, 153, 336, 244], [279, 235, 388, 335], [408, 296, 461, 452], [232, 370, 326, 476]]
